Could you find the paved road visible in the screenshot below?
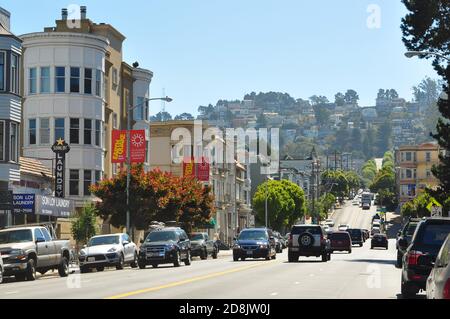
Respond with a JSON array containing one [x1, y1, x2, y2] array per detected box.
[[0, 202, 422, 299]]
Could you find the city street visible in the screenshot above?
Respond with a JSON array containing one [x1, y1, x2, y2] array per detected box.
[[0, 203, 420, 299]]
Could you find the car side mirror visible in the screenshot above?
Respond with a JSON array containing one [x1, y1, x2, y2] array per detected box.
[[83, 244, 87, 248], [269, 236, 275, 241], [123, 240, 129, 246], [398, 238, 407, 248], [35, 238, 45, 243], [233, 237, 237, 241]]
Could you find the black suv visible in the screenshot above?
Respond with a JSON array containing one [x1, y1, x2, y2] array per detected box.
[[396, 218, 421, 268], [401, 217, 450, 298], [347, 229, 364, 247], [233, 228, 277, 261], [138, 227, 191, 268], [288, 225, 331, 262]]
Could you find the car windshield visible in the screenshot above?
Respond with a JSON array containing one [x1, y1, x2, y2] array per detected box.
[[89, 235, 120, 246], [348, 229, 361, 236], [292, 227, 321, 235], [330, 233, 349, 240], [146, 231, 177, 242], [0, 229, 33, 244], [420, 224, 450, 246], [190, 234, 204, 240], [238, 230, 267, 240]]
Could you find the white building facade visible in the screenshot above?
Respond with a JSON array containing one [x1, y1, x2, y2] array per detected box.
[[21, 32, 109, 208]]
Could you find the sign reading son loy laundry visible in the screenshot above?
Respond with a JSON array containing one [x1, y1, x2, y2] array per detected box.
[[12, 194, 74, 218], [111, 130, 146, 163], [51, 138, 71, 198]]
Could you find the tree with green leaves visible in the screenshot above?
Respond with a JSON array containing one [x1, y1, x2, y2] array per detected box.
[[71, 203, 98, 248], [375, 120, 392, 157], [401, 0, 450, 199], [344, 89, 359, 105], [335, 92, 345, 106], [321, 170, 349, 199], [174, 113, 194, 121]]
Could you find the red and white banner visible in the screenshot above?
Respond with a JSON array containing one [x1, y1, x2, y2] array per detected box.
[[130, 130, 146, 163], [183, 157, 210, 182], [111, 130, 127, 163]]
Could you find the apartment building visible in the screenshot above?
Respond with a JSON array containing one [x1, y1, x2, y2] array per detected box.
[[395, 142, 441, 206], [20, 7, 152, 208]]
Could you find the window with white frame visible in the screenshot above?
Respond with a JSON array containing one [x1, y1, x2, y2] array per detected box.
[[40, 67, 50, 93], [0, 121, 4, 161], [84, 119, 92, 145], [54, 118, 65, 141], [10, 54, 19, 94], [10, 122, 18, 162], [84, 68, 92, 94], [69, 170, 79, 196], [70, 67, 80, 93], [29, 68, 37, 94], [0, 52, 5, 91], [70, 118, 80, 144], [112, 67, 118, 86], [95, 120, 101, 147], [55, 67, 65, 93], [39, 118, 50, 144], [29, 119, 36, 145], [83, 170, 92, 196], [95, 69, 102, 97]]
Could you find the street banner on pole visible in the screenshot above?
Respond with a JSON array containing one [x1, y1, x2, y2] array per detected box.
[[183, 158, 195, 177], [130, 130, 146, 163], [196, 157, 210, 182], [112, 130, 127, 163], [51, 138, 70, 198]]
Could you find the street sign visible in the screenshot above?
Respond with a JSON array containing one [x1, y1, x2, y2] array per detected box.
[[12, 194, 35, 214], [52, 138, 70, 198], [111, 130, 127, 163], [431, 206, 442, 217]]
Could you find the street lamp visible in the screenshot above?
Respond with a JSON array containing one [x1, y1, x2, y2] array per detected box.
[[126, 96, 173, 238], [404, 50, 450, 62]]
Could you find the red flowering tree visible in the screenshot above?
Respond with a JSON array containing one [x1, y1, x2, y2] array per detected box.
[[90, 165, 216, 232]]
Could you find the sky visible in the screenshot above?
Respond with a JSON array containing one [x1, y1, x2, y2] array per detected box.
[[2, 0, 438, 116]]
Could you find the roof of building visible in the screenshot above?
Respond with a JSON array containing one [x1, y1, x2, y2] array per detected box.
[[19, 157, 53, 178]]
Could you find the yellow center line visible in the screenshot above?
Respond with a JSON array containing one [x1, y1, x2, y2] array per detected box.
[[105, 260, 277, 299]]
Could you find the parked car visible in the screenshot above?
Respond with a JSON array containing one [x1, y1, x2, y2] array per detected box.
[[426, 234, 450, 299], [338, 224, 349, 232], [362, 202, 371, 210], [347, 229, 364, 247], [325, 219, 335, 228], [233, 228, 277, 261], [401, 217, 450, 298], [352, 199, 360, 206], [189, 232, 218, 260], [287, 225, 331, 262], [138, 227, 191, 268], [0, 224, 71, 281], [78, 234, 138, 273], [362, 229, 370, 241], [396, 218, 421, 268], [371, 233, 388, 249], [274, 232, 286, 251], [329, 231, 352, 254]]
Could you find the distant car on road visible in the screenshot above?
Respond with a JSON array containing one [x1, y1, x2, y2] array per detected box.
[[401, 217, 450, 298], [426, 233, 450, 299], [371, 234, 388, 249], [189, 232, 218, 260], [233, 228, 277, 261], [347, 229, 364, 247], [138, 227, 192, 268], [215, 240, 230, 251], [288, 225, 331, 262], [396, 218, 421, 268], [338, 224, 349, 232], [352, 199, 360, 206], [329, 231, 352, 254], [362, 202, 371, 210], [362, 229, 370, 241], [371, 226, 381, 236]]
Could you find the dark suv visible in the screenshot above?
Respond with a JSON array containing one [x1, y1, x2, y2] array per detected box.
[[138, 227, 191, 268], [288, 225, 331, 262], [396, 218, 421, 268], [401, 217, 450, 298], [233, 228, 277, 261], [347, 229, 364, 247]]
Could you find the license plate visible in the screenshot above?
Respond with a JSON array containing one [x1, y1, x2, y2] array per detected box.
[[149, 252, 163, 257], [246, 251, 253, 255], [337, 241, 343, 244], [87, 257, 95, 262]]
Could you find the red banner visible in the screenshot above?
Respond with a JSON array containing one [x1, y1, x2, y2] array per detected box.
[[111, 130, 127, 163], [183, 157, 210, 182], [130, 130, 146, 163]]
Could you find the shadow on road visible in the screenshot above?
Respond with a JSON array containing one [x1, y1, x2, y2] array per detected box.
[[282, 260, 324, 264], [396, 293, 426, 300], [345, 259, 397, 265]]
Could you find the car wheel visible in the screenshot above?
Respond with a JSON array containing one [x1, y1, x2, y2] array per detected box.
[[130, 252, 138, 268], [371, 246, 374, 249], [151, 264, 158, 268], [116, 254, 124, 270], [174, 251, 181, 267], [271, 253, 276, 260], [241, 257, 246, 261], [359, 243, 363, 247], [184, 250, 191, 266], [200, 248, 207, 260], [233, 254, 239, 262], [58, 256, 70, 277], [80, 266, 90, 274], [401, 281, 418, 298], [327, 253, 331, 261], [212, 249, 218, 259], [138, 261, 146, 269], [96, 266, 105, 272], [348, 249, 352, 254], [396, 251, 403, 268], [25, 258, 36, 281], [321, 253, 328, 262]]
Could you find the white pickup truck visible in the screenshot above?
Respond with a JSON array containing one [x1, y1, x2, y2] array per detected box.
[[0, 224, 71, 281]]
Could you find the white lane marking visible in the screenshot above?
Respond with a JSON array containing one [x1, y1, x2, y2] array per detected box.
[[270, 292, 278, 296], [309, 274, 315, 277], [294, 282, 300, 285], [5, 291, 19, 295]]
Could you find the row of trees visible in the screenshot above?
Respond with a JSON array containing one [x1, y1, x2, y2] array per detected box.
[[321, 170, 361, 199], [369, 152, 398, 211], [150, 111, 195, 122]]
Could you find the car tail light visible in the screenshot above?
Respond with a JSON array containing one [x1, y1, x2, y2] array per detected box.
[[288, 234, 293, 246], [443, 279, 450, 299], [407, 250, 424, 266]]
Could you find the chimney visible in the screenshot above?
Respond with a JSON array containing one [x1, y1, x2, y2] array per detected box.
[[61, 8, 68, 20], [80, 6, 87, 20]]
